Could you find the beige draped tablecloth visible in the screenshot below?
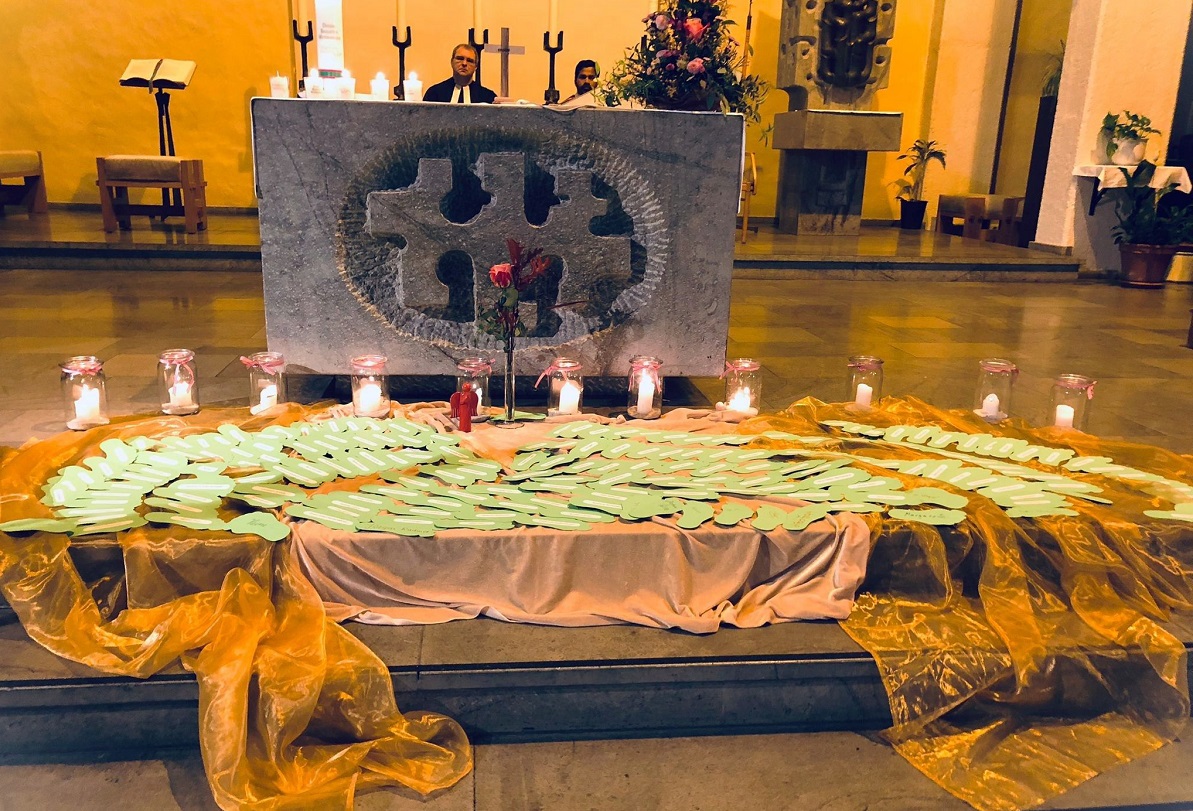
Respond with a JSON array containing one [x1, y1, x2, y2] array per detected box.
[[288, 412, 870, 632], [291, 507, 869, 632]]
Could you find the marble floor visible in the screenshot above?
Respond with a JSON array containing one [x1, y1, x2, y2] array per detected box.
[[2, 268, 1191, 451]]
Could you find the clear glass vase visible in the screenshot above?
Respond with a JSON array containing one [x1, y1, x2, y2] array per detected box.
[[456, 355, 493, 420], [159, 349, 200, 415], [542, 358, 584, 416], [973, 358, 1016, 423], [61, 356, 110, 431], [722, 358, 761, 415], [243, 352, 286, 415], [1050, 373, 1095, 430], [350, 354, 390, 418], [846, 355, 883, 409], [628, 355, 663, 419]]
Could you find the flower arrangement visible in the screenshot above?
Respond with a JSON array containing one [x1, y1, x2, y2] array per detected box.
[[481, 239, 551, 420], [607, 0, 766, 122]]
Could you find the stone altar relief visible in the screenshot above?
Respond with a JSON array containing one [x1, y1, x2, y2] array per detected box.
[[772, 0, 902, 236], [777, 0, 896, 111], [251, 101, 742, 376]]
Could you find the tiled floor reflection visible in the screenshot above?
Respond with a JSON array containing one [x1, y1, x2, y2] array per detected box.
[[2, 268, 1192, 451]]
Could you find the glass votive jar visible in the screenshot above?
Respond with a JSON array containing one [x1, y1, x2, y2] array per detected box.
[[847, 355, 883, 408], [242, 352, 286, 415], [628, 355, 663, 419], [722, 358, 761, 415], [542, 358, 584, 416], [973, 358, 1017, 423], [350, 354, 391, 418], [1050, 373, 1095, 430], [61, 356, 110, 431], [456, 355, 493, 416], [159, 348, 200, 415]]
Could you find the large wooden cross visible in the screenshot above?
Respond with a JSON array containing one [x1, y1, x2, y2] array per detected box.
[[483, 27, 525, 99]]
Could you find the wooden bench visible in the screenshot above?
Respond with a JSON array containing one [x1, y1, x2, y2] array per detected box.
[[0, 150, 49, 215], [96, 155, 207, 234], [936, 194, 1024, 245]]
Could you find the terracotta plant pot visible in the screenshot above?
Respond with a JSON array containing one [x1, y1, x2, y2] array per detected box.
[[898, 199, 928, 230], [1119, 243, 1175, 288]]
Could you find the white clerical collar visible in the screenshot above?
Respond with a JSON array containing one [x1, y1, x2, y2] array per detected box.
[[454, 83, 473, 104]]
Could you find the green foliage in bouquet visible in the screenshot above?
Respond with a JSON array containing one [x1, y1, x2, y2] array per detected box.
[[607, 0, 766, 122]]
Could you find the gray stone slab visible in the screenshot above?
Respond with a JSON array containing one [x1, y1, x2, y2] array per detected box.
[[251, 100, 741, 377]]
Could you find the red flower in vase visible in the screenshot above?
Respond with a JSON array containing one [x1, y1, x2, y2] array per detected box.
[[482, 239, 553, 341]]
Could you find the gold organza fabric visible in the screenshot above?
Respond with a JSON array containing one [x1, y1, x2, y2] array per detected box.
[[2, 396, 1192, 810], [0, 406, 471, 810], [753, 397, 1192, 811]]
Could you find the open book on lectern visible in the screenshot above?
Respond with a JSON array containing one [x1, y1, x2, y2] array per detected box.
[[119, 59, 197, 90]]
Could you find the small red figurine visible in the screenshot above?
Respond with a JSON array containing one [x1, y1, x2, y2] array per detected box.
[[449, 383, 479, 432]]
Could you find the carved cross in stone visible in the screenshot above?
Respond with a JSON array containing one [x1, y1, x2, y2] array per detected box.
[[364, 154, 633, 339], [483, 27, 525, 98]]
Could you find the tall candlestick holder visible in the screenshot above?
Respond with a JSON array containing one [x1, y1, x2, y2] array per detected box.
[[543, 31, 564, 104], [291, 19, 314, 92], [468, 27, 490, 87], [391, 25, 412, 99]]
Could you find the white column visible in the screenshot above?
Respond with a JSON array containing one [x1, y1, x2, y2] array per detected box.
[[1034, 0, 1192, 272]]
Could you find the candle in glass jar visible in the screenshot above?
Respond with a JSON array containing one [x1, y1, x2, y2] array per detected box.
[[1055, 404, 1075, 428], [636, 375, 655, 416], [356, 380, 383, 415], [74, 385, 101, 424], [854, 382, 873, 408], [981, 393, 1000, 418], [169, 381, 194, 408], [251, 384, 278, 415], [557, 379, 581, 415], [727, 387, 758, 416]]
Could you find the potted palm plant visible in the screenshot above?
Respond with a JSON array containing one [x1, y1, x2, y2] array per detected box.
[[893, 139, 946, 230], [1111, 160, 1193, 288], [1101, 111, 1160, 166]]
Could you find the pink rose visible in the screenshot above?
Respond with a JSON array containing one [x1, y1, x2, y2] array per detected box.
[[489, 263, 513, 288], [687, 57, 705, 74], [654, 13, 671, 30], [682, 18, 705, 40]]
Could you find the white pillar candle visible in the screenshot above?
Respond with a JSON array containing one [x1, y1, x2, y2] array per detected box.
[[981, 392, 1000, 418], [636, 375, 656, 416], [169, 381, 194, 408], [337, 70, 355, 98], [557, 379, 581, 414], [370, 72, 389, 99], [355, 381, 384, 416], [307, 71, 324, 97], [548, 0, 558, 34], [270, 74, 290, 98], [251, 384, 279, 415], [1055, 404, 1075, 428], [397, 0, 407, 31], [403, 71, 423, 101], [473, 0, 482, 29], [74, 385, 101, 423], [854, 382, 873, 408]]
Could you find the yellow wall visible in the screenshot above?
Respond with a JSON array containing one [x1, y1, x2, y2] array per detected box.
[[2, 0, 1073, 215]]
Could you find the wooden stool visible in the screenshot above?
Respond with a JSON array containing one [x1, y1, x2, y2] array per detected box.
[[936, 194, 1024, 245], [0, 150, 49, 215], [96, 155, 207, 234]]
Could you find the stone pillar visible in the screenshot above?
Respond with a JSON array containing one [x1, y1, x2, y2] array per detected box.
[[1033, 0, 1192, 272]]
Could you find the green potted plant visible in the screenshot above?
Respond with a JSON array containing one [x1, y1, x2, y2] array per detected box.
[[893, 139, 946, 230], [1110, 160, 1193, 288], [1101, 111, 1160, 166]]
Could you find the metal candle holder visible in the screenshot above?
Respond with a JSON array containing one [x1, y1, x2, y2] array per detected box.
[[291, 19, 314, 92], [468, 27, 490, 87], [543, 31, 564, 104], [391, 25, 412, 99]]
